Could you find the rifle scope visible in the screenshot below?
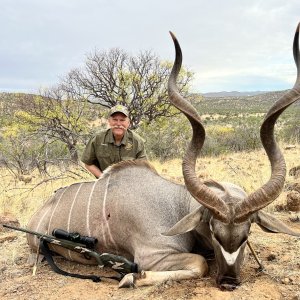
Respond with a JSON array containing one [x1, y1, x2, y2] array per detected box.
[[52, 229, 98, 249]]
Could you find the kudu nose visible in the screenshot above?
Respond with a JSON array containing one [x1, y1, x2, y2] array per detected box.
[[217, 275, 241, 291]]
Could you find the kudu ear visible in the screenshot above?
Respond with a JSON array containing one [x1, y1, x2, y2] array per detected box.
[[162, 207, 203, 236], [252, 211, 300, 237]]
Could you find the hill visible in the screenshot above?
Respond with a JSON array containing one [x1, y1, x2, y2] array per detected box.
[[195, 90, 300, 115], [2, 90, 298, 114], [202, 91, 267, 97]]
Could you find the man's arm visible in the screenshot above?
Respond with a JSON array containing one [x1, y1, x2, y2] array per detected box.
[[136, 141, 147, 160], [84, 164, 102, 179], [82, 135, 102, 178], [131, 131, 147, 160]]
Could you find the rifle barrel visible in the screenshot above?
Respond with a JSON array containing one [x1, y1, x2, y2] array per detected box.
[[2, 224, 44, 237]]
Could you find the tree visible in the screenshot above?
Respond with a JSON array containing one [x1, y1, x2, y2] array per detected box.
[[61, 48, 193, 128], [0, 129, 50, 176], [13, 88, 97, 163]]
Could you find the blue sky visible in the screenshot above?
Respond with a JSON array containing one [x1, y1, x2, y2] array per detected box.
[[1, 0, 300, 93]]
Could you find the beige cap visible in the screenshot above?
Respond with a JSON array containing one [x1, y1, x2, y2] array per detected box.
[[109, 105, 129, 117]]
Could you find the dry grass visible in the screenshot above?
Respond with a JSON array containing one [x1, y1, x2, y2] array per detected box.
[[0, 144, 300, 300], [153, 144, 300, 212], [0, 166, 92, 225], [0, 144, 299, 225]]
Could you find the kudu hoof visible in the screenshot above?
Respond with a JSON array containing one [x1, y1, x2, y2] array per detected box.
[[118, 273, 136, 288], [118, 271, 146, 288]]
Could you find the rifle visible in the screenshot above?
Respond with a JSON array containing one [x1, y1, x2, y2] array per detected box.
[[2, 224, 138, 282]]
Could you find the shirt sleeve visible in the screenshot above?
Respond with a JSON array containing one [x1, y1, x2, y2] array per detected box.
[[135, 137, 147, 160], [81, 136, 98, 165]]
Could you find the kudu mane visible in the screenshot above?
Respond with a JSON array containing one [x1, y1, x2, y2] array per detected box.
[[104, 159, 238, 203], [101, 159, 159, 178]]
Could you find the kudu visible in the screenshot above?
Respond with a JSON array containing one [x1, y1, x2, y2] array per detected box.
[[27, 24, 300, 290]]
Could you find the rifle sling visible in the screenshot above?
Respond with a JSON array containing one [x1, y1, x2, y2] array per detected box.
[[39, 238, 122, 282]]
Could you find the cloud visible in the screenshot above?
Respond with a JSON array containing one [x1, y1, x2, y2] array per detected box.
[[1, 0, 299, 93]]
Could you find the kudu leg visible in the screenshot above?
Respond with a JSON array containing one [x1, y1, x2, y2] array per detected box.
[[119, 253, 208, 288]]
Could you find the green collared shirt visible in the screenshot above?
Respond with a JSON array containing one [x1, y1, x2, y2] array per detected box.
[[81, 128, 147, 172]]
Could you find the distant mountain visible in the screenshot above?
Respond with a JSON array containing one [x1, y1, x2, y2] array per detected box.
[[191, 89, 300, 115], [202, 91, 267, 97]]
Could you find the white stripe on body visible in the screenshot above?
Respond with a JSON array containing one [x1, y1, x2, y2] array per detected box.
[[86, 181, 97, 236], [66, 183, 83, 260], [47, 188, 68, 233], [101, 174, 118, 251], [33, 200, 53, 245]]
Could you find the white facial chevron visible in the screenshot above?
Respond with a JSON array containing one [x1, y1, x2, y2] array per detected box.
[[220, 245, 242, 265]]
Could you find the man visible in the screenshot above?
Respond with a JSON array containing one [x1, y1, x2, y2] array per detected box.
[[81, 105, 147, 178]]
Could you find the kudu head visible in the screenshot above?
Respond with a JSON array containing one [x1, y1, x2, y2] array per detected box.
[[165, 24, 300, 290]]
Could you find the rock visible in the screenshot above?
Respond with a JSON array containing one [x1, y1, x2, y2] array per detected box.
[[289, 275, 297, 284], [286, 191, 300, 212], [290, 215, 300, 222], [0, 233, 17, 243], [275, 204, 285, 211], [0, 214, 20, 232], [0, 265, 7, 272], [285, 145, 296, 150], [289, 165, 300, 178], [289, 182, 300, 193], [17, 174, 33, 184], [281, 277, 291, 284], [267, 253, 276, 261]]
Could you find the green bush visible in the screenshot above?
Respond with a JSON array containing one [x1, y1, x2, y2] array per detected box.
[[141, 117, 263, 159], [280, 119, 300, 144], [137, 115, 190, 161]]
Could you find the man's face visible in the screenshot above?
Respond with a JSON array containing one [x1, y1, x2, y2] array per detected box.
[[108, 112, 130, 140]]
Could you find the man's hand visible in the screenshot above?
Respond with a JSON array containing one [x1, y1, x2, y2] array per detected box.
[[84, 164, 102, 178]]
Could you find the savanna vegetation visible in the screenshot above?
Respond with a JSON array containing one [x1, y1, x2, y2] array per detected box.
[[0, 46, 299, 254], [1, 90, 299, 177], [1, 148, 300, 300], [1, 54, 300, 298], [1, 87, 299, 224]]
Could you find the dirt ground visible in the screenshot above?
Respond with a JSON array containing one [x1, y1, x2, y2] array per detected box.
[[0, 212, 299, 300]]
